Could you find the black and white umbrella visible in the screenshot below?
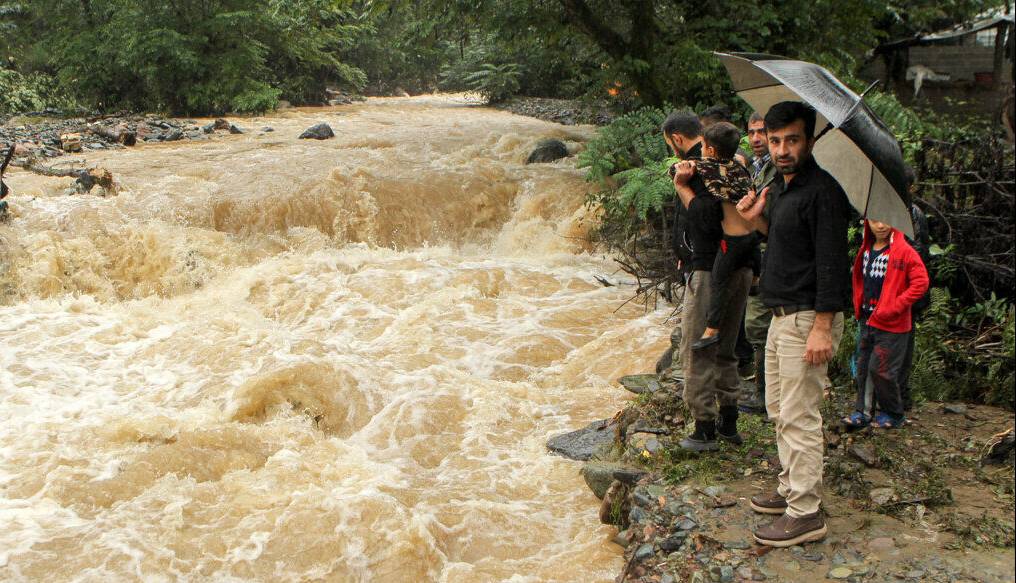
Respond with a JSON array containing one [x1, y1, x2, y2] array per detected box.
[[715, 52, 913, 237]]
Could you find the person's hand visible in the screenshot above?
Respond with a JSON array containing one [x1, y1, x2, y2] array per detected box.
[[737, 186, 768, 221], [804, 325, 834, 365], [672, 160, 696, 187]]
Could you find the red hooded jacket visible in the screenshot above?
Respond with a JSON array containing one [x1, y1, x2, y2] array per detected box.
[[852, 222, 930, 333]]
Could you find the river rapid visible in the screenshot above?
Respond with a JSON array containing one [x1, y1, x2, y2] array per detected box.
[[0, 97, 670, 582]]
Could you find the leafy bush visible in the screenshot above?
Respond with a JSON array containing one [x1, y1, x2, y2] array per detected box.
[[0, 69, 78, 114]]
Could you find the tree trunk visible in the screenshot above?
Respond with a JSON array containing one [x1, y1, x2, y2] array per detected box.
[[558, 0, 665, 105]]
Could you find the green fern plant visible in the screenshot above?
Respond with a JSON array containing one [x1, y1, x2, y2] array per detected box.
[[463, 63, 522, 104]]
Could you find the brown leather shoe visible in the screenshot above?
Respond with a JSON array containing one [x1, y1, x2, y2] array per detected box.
[[753, 512, 827, 547], [749, 492, 788, 515]]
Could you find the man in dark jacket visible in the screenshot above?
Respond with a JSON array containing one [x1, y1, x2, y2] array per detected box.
[[736, 101, 851, 547]]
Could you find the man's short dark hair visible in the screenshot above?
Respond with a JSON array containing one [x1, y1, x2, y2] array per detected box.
[[662, 110, 703, 138], [703, 122, 741, 160], [748, 111, 765, 126], [764, 101, 816, 138], [700, 105, 733, 127]]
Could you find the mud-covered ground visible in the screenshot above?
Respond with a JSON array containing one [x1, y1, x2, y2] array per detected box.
[[588, 381, 1015, 583]]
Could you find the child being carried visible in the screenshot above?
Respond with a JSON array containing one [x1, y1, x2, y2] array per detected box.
[[689, 122, 761, 351]]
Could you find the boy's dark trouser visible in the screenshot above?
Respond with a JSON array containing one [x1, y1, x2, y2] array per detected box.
[[855, 323, 909, 418], [707, 234, 756, 330], [685, 267, 752, 421]]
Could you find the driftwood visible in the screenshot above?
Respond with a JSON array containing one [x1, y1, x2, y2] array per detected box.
[[88, 124, 137, 146], [981, 427, 1015, 465], [13, 156, 116, 194]]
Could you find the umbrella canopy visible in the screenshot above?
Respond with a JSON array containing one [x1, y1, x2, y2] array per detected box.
[[715, 52, 913, 237]]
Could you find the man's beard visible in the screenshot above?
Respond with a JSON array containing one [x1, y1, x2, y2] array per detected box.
[[775, 157, 799, 174]]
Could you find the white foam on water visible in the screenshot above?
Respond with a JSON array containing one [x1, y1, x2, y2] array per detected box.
[[0, 97, 671, 581]]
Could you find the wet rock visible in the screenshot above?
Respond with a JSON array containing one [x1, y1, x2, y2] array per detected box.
[[299, 122, 335, 140], [675, 518, 697, 531], [201, 123, 215, 134], [828, 566, 853, 579], [702, 485, 725, 497], [632, 487, 656, 508], [942, 403, 967, 414], [850, 444, 878, 467], [164, 129, 183, 141], [525, 138, 569, 164], [261, 126, 274, 132], [724, 540, 751, 550], [612, 467, 647, 485], [634, 543, 654, 561], [643, 437, 662, 454], [869, 487, 897, 506], [546, 418, 614, 461], [228, 124, 244, 134], [213, 118, 231, 130], [629, 506, 649, 524], [581, 462, 627, 499], [618, 374, 661, 394], [659, 532, 687, 552]]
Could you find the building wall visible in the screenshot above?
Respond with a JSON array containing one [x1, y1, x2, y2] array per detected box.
[[909, 45, 1005, 82]]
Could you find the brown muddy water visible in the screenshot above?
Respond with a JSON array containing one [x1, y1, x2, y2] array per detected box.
[[0, 97, 670, 581]]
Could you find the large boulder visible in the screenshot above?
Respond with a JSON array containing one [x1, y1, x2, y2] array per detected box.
[[299, 123, 335, 140], [526, 138, 569, 164], [581, 463, 625, 499], [546, 418, 616, 461]]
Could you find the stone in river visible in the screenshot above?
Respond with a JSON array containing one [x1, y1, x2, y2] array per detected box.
[[546, 419, 614, 461]]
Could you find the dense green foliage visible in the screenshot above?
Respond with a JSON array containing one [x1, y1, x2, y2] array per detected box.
[[2, 0, 364, 114], [3, 0, 1002, 114]]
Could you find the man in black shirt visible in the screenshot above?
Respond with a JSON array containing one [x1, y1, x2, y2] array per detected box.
[[656, 111, 709, 391], [669, 112, 750, 451], [735, 101, 850, 547]]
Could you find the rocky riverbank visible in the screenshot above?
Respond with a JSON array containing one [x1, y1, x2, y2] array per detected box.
[[1, 114, 251, 160], [496, 96, 619, 126], [548, 376, 1016, 583]]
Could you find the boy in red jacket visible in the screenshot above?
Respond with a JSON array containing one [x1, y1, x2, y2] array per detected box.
[[844, 219, 930, 429]]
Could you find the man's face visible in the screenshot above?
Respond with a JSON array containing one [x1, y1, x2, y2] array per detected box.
[[768, 119, 814, 175], [747, 120, 768, 157]]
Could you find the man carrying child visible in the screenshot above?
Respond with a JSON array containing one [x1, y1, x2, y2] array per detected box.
[[671, 121, 756, 450]]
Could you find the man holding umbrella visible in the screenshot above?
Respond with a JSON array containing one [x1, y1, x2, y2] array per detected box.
[[717, 50, 912, 547], [737, 101, 851, 547]]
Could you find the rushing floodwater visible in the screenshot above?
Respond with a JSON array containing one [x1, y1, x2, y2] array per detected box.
[[0, 97, 670, 582]]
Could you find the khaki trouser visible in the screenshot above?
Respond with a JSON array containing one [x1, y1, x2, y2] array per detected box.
[[682, 268, 751, 421], [765, 310, 844, 517]]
